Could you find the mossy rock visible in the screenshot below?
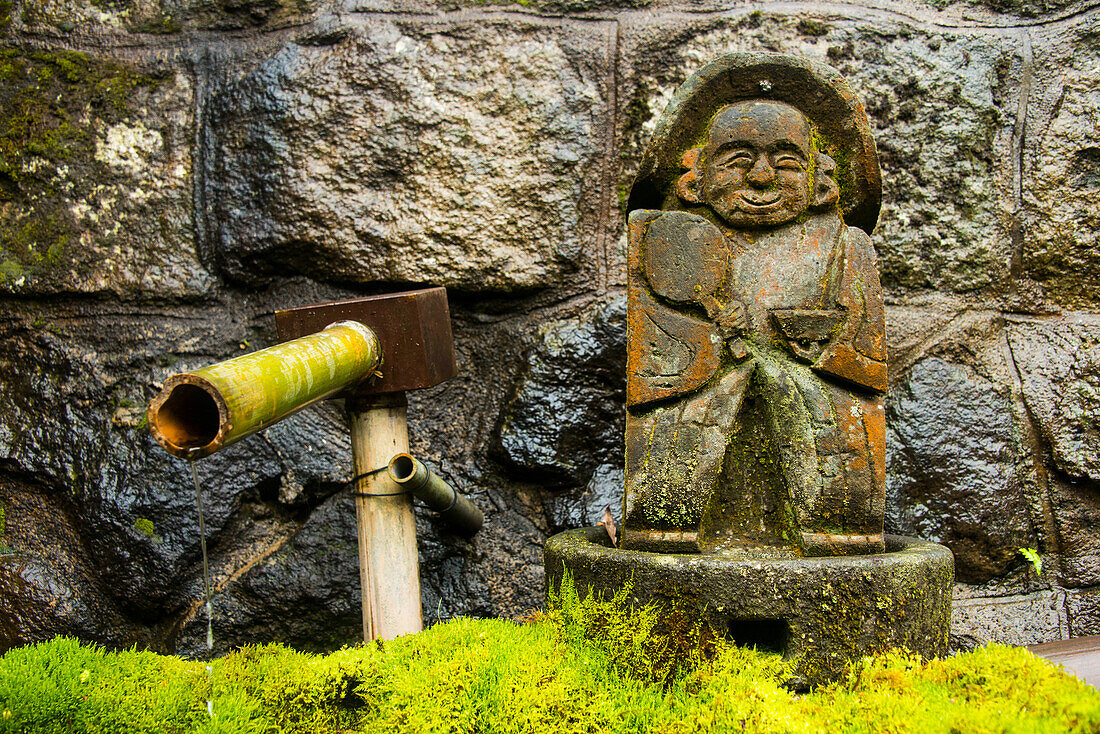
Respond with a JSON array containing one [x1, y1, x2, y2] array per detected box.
[[16, 0, 316, 35], [0, 48, 165, 289], [546, 527, 954, 688]]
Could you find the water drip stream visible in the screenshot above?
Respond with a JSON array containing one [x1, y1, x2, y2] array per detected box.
[[188, 458, 215, 718]]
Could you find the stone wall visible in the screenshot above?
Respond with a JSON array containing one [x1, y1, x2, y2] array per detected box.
[[0, 0, 1097, 655]]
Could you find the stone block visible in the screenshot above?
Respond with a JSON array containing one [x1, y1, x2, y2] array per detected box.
[[1066, 587, 1100, 637], [0, 51, 204, 298], [1007, 315, 1100, 482], [1022, 23, 1100, 307], [494, 295, 625, 485], [12, 0, 318, 37], [951, 587, 1066, 649], [1046, 476, 1100, 588], [1002, 314, 1100, 587], [886, 355, 1037, 582], [206, 17, 616, 292]]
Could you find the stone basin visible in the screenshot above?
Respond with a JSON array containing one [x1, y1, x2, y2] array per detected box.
[[545, 527, 954, 688]]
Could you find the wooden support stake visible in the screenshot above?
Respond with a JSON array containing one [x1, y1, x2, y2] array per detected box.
[[347, 393, 423, 642]]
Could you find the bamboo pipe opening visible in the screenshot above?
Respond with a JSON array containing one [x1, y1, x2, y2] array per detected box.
[[152, 381, 222, 453], [386, 453, 483, 537], [389, 454, 417, 483]]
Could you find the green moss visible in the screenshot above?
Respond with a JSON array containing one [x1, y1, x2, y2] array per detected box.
[[128, 12, 183, 34], [1, 583, 1097, 733], [0, 48, 161, 171], [741, 10, 764, 28], [0, 259, 22, 281], [548, 573, 736, 686], [797, 18, 830, 36], [132, 518, 162, 544], [0, 0, 11, 30], [811, 126, 856, 218], [0, 213, 69, 283], [0, 503, 10, 555], [89, 0, 176, 30]]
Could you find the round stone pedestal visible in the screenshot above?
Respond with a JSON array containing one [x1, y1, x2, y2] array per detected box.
[[545, 528, 954, 688]]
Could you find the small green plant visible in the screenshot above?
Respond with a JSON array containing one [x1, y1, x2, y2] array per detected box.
[[1020, 547, 1043, 576]]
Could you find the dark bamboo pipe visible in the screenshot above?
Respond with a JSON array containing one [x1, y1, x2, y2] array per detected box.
[[387, 454, 484, 538]]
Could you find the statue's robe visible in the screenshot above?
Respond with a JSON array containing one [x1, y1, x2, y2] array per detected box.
[[622, 209, 887, 556]]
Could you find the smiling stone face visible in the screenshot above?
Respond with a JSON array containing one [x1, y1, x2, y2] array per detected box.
[[699, 101, 814, 229]]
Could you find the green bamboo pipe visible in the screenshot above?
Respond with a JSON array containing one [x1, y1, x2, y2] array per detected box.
[[148, 321, 381, 459], [387, 454, 484, 538]]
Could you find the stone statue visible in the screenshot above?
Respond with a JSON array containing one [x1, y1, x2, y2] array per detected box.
[[622, 55, 887, 557], [548, 55, 952, 687]]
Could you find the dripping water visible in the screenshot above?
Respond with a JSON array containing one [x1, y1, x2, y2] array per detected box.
[[189, 456, 215, 718]]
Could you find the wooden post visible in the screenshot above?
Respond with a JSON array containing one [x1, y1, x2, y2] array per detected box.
[[273, 289, 457, 643], [347, 393, 423, 642]]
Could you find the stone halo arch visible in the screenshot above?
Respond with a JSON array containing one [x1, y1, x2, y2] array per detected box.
[[627, 52, 882, 235]]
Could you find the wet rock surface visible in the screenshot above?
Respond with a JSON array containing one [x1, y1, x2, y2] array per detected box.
[[1067, 589, 1100, 637], [0, 52, 204, 298], [1044, 476, 1100, 589], [494, 296, 625, 486], [207, 18, 614, 292], [545, 463, 624, 533], [886, 357, 1036, 583], [1008, 316, 1100, 482], [1022, 24, 1100, 308], [1, 2, 1099, 654], [176, 492, 362, 657], [0, 474, 153, 650]]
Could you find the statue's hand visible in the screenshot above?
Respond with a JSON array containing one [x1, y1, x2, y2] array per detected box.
[[770, 309, 845, 365], [716, 301, 747, 340], [714, 301, 750, 362]]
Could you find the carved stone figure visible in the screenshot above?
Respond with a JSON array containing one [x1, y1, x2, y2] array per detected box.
[[622, 58, 887, 557], [547, 55, 953, 688]]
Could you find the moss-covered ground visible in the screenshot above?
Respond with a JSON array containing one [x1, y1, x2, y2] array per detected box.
[[0, 580, 1097, 733]]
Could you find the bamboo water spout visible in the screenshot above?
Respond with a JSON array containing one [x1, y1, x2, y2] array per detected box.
[[147, 321, 381, 459], [146, 287, 469, 644]]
